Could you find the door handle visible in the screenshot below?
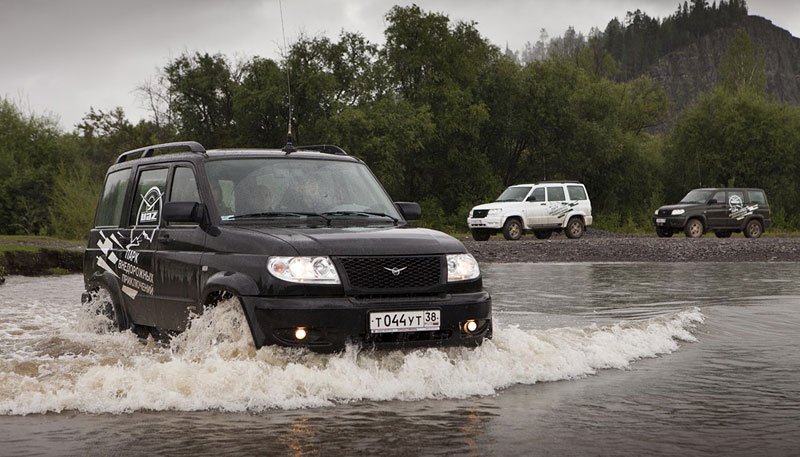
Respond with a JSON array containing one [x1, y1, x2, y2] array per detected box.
[[540, 203, 546, 206], [157, 234, 171, 244]]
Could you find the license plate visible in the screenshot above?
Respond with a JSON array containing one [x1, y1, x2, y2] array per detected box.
[[656, 218, 666, 224], [369, 310, 440, 333]]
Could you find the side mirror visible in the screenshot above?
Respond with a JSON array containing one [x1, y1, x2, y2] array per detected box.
[[526, 196, 537, 202], [394, 201, 421, 221], [708, 199, 718, 204], [162, 201, 207, 225]]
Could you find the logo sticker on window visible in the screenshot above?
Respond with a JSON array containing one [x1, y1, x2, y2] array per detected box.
[[137, 187, 163, 225], [728, 194, 758, 220]]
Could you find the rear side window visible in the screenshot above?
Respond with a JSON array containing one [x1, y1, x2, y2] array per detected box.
[[130, 168, 168, 226], [727, 191, 744, 206], [95, 169, 131, 227], [567, 185, 587, 201], [748, 190, 767, 205], [546, 186, 565, 202]]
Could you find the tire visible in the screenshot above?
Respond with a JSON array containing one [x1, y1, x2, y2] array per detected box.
[[471, 229, 491, 241], [656, 227, 673, 238], [92, 286, 130, 331], [683, 218, 704, 238], [565, 217, 585, 239], [533, 230, 552, 239], [502, 218, 523, 240], [714, 231, 732, 238], [744, 219, 763, 239]]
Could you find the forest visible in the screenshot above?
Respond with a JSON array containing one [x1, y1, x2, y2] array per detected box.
[[2, 0, 800, 239]]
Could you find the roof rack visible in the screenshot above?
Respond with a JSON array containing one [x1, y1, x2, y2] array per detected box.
[[115, 141, 207, 164], [537, 180, 580, 184], [294, 144, 348, 156]]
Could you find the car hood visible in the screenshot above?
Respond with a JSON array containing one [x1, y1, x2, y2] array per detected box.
[[472, 201, 523, 211], [234, 225, 468, 256], [658, 203, 704, 212]]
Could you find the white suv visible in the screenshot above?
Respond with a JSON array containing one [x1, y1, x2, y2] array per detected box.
[[467, 182, 593, 241]]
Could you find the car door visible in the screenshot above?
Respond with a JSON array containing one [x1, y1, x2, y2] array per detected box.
[[153, 164, 207, 331], [545, 185, 569, 225], [121, 166, 169, 326], [725, 190, 747, 228], [705, 190, 728, 230], [523, 187, 548, 227]]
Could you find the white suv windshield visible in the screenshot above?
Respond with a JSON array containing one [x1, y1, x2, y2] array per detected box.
[[496, 186, 531, 202], [205, 158, 401, 223]]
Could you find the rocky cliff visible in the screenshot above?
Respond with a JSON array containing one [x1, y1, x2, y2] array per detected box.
[[645, 15, 800, 122]]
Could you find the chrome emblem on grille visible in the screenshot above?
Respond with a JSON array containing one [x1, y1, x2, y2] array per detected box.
[[383, 266, 407, 276]]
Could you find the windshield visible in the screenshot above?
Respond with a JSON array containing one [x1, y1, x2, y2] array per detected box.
[[680, 189, 714, 204], [204, 158, 401, 224], [496, 186, 531, 202]]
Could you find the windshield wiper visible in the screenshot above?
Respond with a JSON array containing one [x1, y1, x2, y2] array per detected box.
[[322, 211, 399, 224], [227, 212, 330, 223]]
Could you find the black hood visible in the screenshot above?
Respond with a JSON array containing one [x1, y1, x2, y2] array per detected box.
[[658, 203, 704, 212], [233, 225, 467, 256]]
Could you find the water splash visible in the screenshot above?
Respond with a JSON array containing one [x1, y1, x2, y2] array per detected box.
[[0, 279, 704, 415]]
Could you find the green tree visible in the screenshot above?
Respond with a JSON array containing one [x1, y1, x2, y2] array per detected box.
[[667, 88, 800, 227], [165, 52, 238, 148], [718, 28, 766, 95], [0, 99, 64, 234]]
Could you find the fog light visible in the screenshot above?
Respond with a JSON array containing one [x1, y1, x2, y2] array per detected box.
[[294, 328, 307, 340], [464, 320, 478, 333]]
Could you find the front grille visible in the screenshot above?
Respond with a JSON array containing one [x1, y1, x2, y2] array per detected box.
[[658, 209, 671, 216], [337, 256, 443, 292], [472, 209, 489, 218]]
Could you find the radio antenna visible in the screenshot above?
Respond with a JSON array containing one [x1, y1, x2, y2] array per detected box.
[[279, 0, 295, 153]]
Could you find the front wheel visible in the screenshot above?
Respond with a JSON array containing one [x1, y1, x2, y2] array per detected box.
[[471, 229, 491, 241], [565, 217, 585, 239], [684, 218, 704, 238], [502, 218, 523, 240], [744, 219, 763, 238], [89, 286, 130, 331]]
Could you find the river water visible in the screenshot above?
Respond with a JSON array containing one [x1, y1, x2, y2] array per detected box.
[[0, 263, 798, 456]]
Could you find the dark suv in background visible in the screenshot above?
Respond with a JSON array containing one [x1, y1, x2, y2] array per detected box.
[[83, 141, 491, 352], [653, 188, 771, 238]]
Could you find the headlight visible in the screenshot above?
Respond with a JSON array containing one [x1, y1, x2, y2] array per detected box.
[[487, 208, 502, 216], [671, 209, 685, 215], [654, 210, 659, 216], [447, 253, 480, 282], [267, 256, 341, 284]]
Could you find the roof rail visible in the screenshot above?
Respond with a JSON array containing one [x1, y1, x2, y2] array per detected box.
[[537, 180, 580, 184], [295, 144, 348, 156], [115, 141, 207, 164]]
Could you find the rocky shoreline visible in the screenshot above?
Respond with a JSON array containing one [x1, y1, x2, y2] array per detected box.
[[0, 248, 83, 278], [462, 231, 800, 263], [0, 231, 798, 282]]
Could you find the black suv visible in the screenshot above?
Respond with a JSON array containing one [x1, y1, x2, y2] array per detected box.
[[82, 141, 491, 352], [653, 188, 771, 238]]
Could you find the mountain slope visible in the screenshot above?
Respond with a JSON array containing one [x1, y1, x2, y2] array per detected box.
[[645, 15, 800, 117]]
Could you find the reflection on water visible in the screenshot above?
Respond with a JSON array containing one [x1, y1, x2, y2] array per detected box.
[[1, 263, 800, 456]]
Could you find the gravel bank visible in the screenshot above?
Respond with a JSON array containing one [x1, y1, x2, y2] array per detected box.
[[462, 233, 800, 263]]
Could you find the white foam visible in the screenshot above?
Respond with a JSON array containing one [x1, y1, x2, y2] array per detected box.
[[0, 286, 705, 415]]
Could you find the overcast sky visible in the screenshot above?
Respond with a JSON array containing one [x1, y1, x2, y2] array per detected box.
[[2, 0, 797, 130]]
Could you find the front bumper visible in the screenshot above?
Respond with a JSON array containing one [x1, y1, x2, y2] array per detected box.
[[468, 216, 503, 229], [653, 216, 686, 229], [240, 291, 492, 352]]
